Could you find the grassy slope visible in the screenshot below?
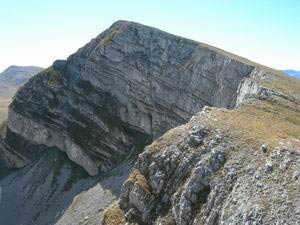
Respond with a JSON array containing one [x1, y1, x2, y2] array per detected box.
[[196, 64, 300, 148], [258, 72, 300, 98]]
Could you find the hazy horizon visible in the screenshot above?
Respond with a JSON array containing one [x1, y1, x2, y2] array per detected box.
[[1, 0, 299, 72]]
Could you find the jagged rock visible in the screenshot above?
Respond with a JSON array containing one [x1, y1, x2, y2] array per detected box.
[[293, 171, 299, 180], [280, 158, 291, 170], [125, 208, 139, 222], [104, 101, 300, 225], [172, 146, 224, 225], [265, 161, 273, 172], [52, 60, 67, 70], [116, 123, 227, 224], [188, 125, 207, 147], [260, 143, 268, 153]]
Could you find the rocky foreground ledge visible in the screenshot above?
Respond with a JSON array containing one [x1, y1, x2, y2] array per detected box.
[[103, 95, 300, 225]]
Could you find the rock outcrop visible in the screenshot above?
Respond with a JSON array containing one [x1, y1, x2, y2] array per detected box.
[[2, 21, 268, 176], [119, 124, 226, 225], [104, 97, 300, 225]]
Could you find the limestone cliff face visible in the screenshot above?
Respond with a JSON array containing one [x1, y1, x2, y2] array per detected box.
[[2, 21, 265, 176]]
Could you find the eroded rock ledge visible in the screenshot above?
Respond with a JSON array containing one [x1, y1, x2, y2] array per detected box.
[[103, 102, 300, 225], [119, 124, 226, 225]]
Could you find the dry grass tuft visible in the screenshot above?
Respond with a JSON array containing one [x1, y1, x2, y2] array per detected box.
[[196, 99, 300, 150], [258, 73, 300, 98], [98, 28, 121, 47], [102, 201, 125, 225], [127, 169, 150, 193], [146, 125, 187, 155]]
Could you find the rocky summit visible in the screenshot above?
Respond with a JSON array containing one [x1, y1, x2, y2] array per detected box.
[[0, 21, 300, 225]]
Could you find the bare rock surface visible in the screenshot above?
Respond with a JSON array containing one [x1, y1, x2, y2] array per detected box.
[[2, 21, 266, 176], [104, 104, 300, 225]]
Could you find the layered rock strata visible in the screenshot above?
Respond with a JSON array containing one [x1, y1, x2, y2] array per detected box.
[[2, 21, 265, 175]]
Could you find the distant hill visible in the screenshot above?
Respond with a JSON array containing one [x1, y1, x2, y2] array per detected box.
[[0, 65, 43, 123], [0, 65, 43, 96], [282, 70, 300, 78], [0, 65, 44, 86]]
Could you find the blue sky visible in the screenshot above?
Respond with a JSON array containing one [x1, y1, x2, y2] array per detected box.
[[0, 0, 299, 72]]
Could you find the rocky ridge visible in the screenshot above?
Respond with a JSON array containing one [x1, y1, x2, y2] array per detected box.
[[0, 21, 299, 225], [103, 96, 300, 225]]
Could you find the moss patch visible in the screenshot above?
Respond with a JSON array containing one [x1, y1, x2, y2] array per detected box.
[[97, 28, 121, 47], [41, 66, 63, 86]]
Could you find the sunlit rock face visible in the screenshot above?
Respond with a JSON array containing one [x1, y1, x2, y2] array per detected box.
[[3, 21, 258, 175]]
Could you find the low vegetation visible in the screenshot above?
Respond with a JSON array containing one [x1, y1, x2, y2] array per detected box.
[[258, 72, 300, 98], [193, 98, 300, 152], [126, 169, 150, 193], [146, 125, 187, 156], [98, 28, 121, 47], [102, 201, 125, 225]]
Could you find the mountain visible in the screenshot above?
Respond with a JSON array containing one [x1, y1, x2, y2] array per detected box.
[[282, 69, 300, 78], [0, 21, 299, 225], [0, 65, 43, 86], [0, 65, 43, 96], [0, 66, 43, 123]]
